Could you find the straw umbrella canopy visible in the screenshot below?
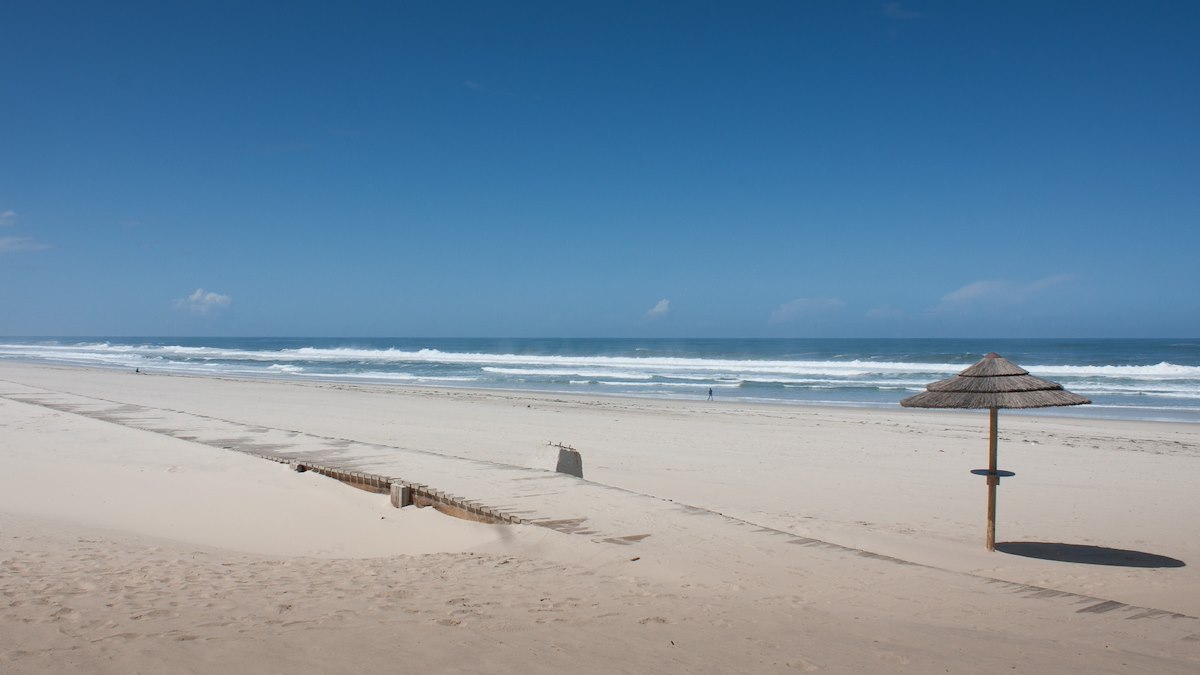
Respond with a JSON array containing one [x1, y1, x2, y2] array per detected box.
[[900, 353, 1089, 551]]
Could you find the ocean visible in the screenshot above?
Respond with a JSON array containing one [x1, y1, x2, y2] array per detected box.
[[2, 337, 1198, 423]]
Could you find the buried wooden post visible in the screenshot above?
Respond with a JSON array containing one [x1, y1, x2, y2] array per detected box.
[[390, 481, 412, 508]]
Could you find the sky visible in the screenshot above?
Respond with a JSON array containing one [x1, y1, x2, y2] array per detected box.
[[2, 1, 1198, 338]]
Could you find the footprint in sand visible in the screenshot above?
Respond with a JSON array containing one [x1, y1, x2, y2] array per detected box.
[[90, 632, 140, 643], [877, 651, 912, 666], [638, 616, 670, 625], [129, 608, 172, 621], [50, 606, 80, 622]]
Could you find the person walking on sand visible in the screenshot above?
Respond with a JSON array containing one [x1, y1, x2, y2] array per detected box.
[[707, 387, 713, 401]]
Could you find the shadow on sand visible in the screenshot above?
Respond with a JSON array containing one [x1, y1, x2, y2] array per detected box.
[[996, 542, 1185, 568]]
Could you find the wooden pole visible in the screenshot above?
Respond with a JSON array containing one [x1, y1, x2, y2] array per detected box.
[[986, 407, 998, 551]]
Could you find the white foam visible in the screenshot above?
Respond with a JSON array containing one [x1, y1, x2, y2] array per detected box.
[[5, 342, 1196, 381], [308, 371, 480, 383], [481, 367, 654, 380], [1060, 382, 1200, 399], [1030, 362, 1200, 379], [596, 380, 742, 389]]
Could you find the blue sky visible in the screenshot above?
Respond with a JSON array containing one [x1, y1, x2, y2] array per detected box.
[[2, 1, 1197, 338]]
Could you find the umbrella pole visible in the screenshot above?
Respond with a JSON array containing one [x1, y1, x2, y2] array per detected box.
[[986, 407, 998, 551]]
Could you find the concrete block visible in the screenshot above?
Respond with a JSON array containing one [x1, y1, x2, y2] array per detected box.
[[555, 446, 583, 478], [390, 482, 412, 508]]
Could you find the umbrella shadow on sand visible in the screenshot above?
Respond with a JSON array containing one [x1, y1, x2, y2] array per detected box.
[[995, 542, 1185, 568]]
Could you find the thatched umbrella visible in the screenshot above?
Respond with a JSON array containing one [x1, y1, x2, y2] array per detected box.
[[901, 353, 1089, 551]]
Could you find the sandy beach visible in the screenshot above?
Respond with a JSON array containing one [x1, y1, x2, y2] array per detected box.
[[2, 361, 1198, 673]]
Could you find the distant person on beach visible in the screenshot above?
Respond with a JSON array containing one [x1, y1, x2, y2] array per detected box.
[[707, 388, 713, 400]]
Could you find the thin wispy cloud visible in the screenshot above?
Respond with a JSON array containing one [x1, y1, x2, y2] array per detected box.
[[940, 280, 1008, 305], [462, 80, 484, 91], [937, 274, 1074, 310], [883, 2, 921, 19], [175, 288, 233, 314], [0, 210, 51, 252], [769, 297, 846, 325], [0, 236, 50, 253], [645, 299, 671, 319]]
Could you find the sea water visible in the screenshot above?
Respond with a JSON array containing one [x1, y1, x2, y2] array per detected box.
[[1, 337, 1197, 423]]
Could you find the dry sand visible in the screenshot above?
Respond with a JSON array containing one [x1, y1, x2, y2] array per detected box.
[[1, 362, 1198, 673]]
